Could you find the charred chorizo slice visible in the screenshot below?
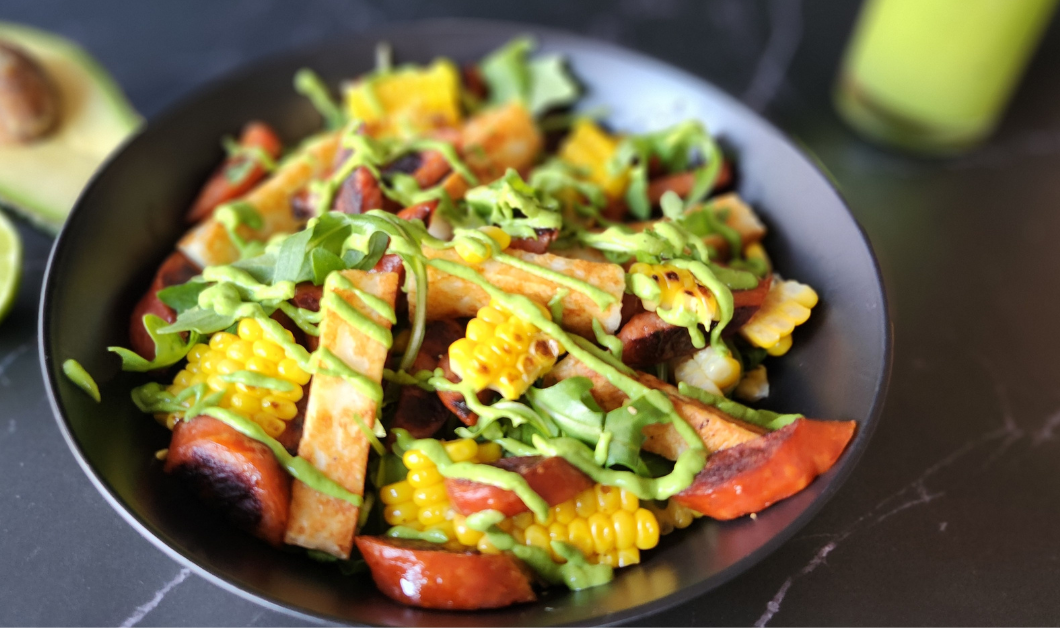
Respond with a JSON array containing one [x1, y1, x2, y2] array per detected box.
[[508, 228, 559, 254], [390, 320, 466, 440], [164, 415, 291, 546], [356, 536, 536, 610], [129, 251, 200, 360], [436, 354, 497, 427], [333, 165, 385, 215], [186, 121, 283, 224], [446, 456, 594, 517], [673, 418, 856, 520], [646, 160, 733, 206]]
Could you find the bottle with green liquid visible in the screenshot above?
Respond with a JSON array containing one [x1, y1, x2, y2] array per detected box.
[[835, 0, 1058, 154]]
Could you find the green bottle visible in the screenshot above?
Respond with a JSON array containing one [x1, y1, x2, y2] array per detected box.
[[835, 0, 1058, 154]]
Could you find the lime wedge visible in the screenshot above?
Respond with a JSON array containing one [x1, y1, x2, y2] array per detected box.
[[0, 209, 23, 324]]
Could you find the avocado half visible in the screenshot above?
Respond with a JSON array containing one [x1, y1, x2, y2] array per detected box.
[[0, 22, 140, 233]]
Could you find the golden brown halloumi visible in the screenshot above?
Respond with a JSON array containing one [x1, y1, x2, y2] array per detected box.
[[178, 132, 341, 268], [548, 355, 764, 459], [284, 270, 398, 558], [621, 192, 767, 258], [411, 247, 625, 338]]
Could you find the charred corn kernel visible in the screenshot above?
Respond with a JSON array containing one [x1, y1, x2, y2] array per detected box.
[[673, 346, 743, 396], [449, 300, 563, 400], [277, 359, 311, 385], [380, 480, 414, 505], [252, 339, 286, 362], [553, 500, 577, 525], [453, 514, 485, 546], [225, 340, 254, 363], [260, 396, 298, 421], [635, 508, 661, 550], [559, 119, 629, 199], [413, 483, 449, 507], [444, 438, 479, 462], [735, 365, 770, 402], [629, 263, 718, 328], [588, 513, 616, 553], [255, 414, 287, 438], [237, 317, 263, 341], [344, 59, 463, 139], [477, 533, 501, 554], [595, 485, 622, 515], [384, 502, 419, 526], [188, 343, 210, 362], [418, 503, 449, 527], [477, 442, 502, 463], [612, 510, 638, 550], [619, 488, 640, 513], [766, 333, 793, 356], [407, 467, 443, 488], [617, 547, 640, 568], [209, 332, 238, 351], [740, 279, 818, 351], [524, 524, 551, 550]]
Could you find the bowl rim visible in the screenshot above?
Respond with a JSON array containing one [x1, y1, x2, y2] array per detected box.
[[38, 17, 893, 626]]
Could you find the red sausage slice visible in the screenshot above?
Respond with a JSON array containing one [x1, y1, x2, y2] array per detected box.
[[673, 418, 856, 520], [186, 121, 283, 224], [446, 456, 594, 517], [356, 536, 536, 610], [128, 251, 200, 360], [164, 415, 291, 546]]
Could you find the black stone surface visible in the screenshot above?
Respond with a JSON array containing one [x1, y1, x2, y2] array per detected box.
[[1, 0, 1058, 625]]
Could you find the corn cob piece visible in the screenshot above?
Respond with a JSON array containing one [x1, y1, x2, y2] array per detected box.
[[734, 365, 769, 402], [414, 246, 626, 338], [344, 60, 463, 139], [558, 119, 629, 199], [285, 270, 398, 559], [739, 279, 818, 356], [646, 499, 702, 536], [628, 262, 718, 328], [448, 299, 563, 400], [161, 319, 311, 436], [178, 131, 341, 268], [453, 226, 511, 265], [672, 346, 742, 397], [380, 438, 502, 550]]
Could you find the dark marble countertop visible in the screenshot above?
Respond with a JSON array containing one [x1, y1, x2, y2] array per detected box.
[[3, 0, 1060, 625]]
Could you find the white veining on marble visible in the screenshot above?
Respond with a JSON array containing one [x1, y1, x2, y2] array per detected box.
[[742, 0, 802, 112], [119, 568, 192, 627], [939, 522, 948, 532], [1032, 409, 1060, 445], [0, 342, 31, 387], [755, 539, 840, 627]]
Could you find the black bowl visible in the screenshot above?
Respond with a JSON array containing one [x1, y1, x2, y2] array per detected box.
[[39, 19, 891, 626]]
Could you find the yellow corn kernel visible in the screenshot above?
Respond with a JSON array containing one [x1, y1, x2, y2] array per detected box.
[[511, 512, 535, 531], [407, 467, 443, 488], [595, 484, 622, 515], [380, 480, 414, 505], [634, 508, 661, 550], [765, 333, 793, 356], [252, 339, 286, 362], [588, 512, 616, 554], [567, 519, 594, 557], [244, 356, 277, 377], [734, 365, 769, 403], [673, 345, 743, 396], [455, 237, 490, 264], [453, 514, 484, 546], [188, 343, 210, 362], [225, 339, 254, 363], [417, 503, 449, 527], [209, 332, 238, 351], [480, 226, 511, 250], [628, 263, 718, 328], [184, 362, 201, 375], [617, 547, 640, 567], [261, 396, 298, 421], [402, 449, 434, 471], [575, 487, 598, 518], [511, 527, 526, 545], [254, 414, 287, 438], [668, 501, 695, 529], [496, 518, 514, 533], [384, 502, 419, 526], [206, 375, 227, 392], [276, 359, 311, 385], [443, 438, 479, 463], [476, 442, 502, 464], [478, 304, 507, 325], [559, 119, 629, 199], [270, 385, 304, 403], [619, 488, 640, 513], [548, 522, 568, 544], [524, 524, 551, 550], [612, 509, 638, 550], [595, 550, 618, 567], [553, 500, 577, 525], [412, 483, 449, 507], [344, 59, 462, 139], [229, 392, 259, 413], [216, 358, 243, 376], [740, 279, 818, 349], [173, 370, 194, 388], [477, 533, 501, 555], [237, 317, 263, 341], [199, 350, 224, 375]]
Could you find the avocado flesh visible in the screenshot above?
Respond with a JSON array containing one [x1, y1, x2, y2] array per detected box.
[[0, 22, 140, 233]]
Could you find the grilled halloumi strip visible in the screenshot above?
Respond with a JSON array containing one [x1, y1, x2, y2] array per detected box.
[[178, 131, 341, 268], [412, 247, 625, 338], [548, 355, 764, 459], [284, 270, 398, 559]]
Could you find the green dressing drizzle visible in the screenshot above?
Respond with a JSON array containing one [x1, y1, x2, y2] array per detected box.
[[219, 370, 294, 392], [62, 359, 100, 403], [385, 525, 449, 544]]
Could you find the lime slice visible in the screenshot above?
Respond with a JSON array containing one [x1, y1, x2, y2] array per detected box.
[[0, 209, 23, 324]]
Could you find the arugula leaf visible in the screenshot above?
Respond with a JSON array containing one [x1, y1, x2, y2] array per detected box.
[[601, 395, 667, 473], [230, 252, 276, 284], [528, 159, 606, 209], [156, 281, 208, 313], [294, 68, 346, 130], [525, 377, 604, 445], [480, 37, 580, 116], [156, 307, 237, 335], [464, 168, 563, 238], [344, 230, 389, 271], [273, 228, 313, 283], [311, 248, 346, 285], [108, 315, 199, 372]]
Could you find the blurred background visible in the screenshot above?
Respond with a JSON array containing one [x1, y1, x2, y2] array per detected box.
[[3, 0, 1060, 625]]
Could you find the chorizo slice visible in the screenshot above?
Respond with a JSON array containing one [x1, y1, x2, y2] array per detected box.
[[129, 251, 200, 360], [333, 166, 384, 215], [390, 320, 466, 440], [436, 354, 497, 427], [446, 456, 594, 517], [673, 418, 856, 520], [186, 121, 283, 224], [395, 199, 439, 223], [164, 415, 291, 547], [645, 160, 733, 206], [356, 536, 536, 610], [508, 228, 559, 254]]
